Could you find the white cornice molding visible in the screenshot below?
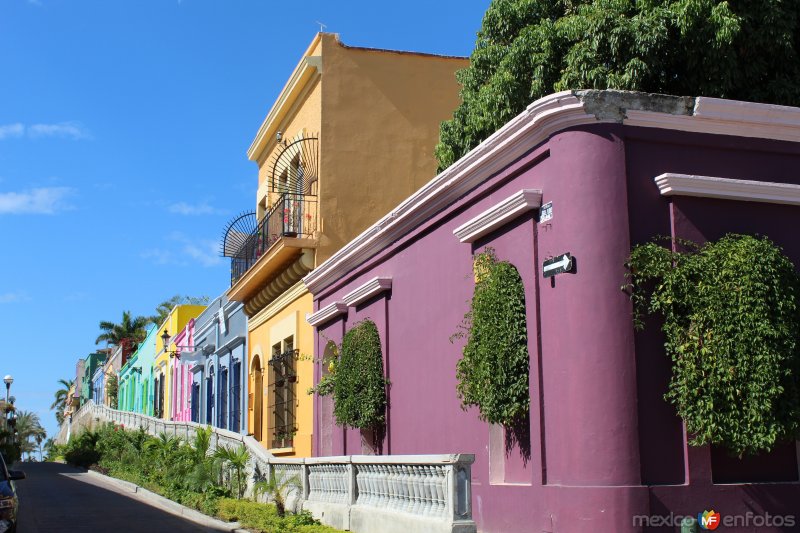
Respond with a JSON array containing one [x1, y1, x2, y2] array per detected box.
[[247, 51, 322, 162], [625, 96, 800, 143], [303, 91, 593, 294], [307, 302, 348, 327], [654, 173, 800, 205], [304, 91, 800, 296], [342, 277, 392, 307], [453, 189, 542, 243]]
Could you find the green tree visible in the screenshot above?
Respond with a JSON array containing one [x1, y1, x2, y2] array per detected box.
[[149, 295, 209, 326], [50, 378, 73, 425], [253, 470, 301, 517], [96, 310, 149, 346], [15, 410, 46, 459], [214, 444, 250, 499], [436, 0, 800, 170], [106, 374, 119, 409]]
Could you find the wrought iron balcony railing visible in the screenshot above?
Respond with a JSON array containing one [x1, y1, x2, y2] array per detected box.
[[230, 193, 318, 286]]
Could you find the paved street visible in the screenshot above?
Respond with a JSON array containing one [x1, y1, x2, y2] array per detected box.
[[13, 462, 230, 532]]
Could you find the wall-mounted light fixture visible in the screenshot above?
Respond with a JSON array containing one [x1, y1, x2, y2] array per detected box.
[[161, 329, 194, 360]]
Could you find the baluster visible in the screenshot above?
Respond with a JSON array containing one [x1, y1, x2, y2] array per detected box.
[[360, 466, 370, 506], [397, 465, 408, 513], [376, 465, 389, 507], [433, 466, 445, 517], [398, 464, 407, 512], [320, 465, 331, 502], [363, 466, 372, 506], [389, 464, 399, 511], [409, 465, 422, 515], [421, 465, 433, 517], [400, 465, 412, 514]]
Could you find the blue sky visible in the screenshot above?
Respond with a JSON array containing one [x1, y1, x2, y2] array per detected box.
[[0, 0, 489, 440]]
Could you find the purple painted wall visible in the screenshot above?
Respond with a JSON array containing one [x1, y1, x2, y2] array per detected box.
[[311, 118, 800, 532]]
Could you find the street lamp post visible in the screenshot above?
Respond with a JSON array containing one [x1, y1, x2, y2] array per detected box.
[[2, 375, 12, 432], [3, 375, 12, 405]]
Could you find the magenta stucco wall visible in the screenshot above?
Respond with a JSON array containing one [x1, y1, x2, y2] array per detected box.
[[311, 121, 800, 532]]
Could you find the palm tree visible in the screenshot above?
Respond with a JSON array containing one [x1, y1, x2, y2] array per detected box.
[[51, 378, 74, 424], [96, 310, 149, 346], [143, 432, 181, 466], [149, 295, 209, 326], [15, 410, 45, 459], [214, 444, 250, 499], [254, 469, 301, 516], [187, 426, 217, 492]]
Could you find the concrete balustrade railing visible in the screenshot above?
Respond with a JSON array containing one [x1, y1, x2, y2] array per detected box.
[[271, 454, 477, 533], [57, 401, 476, 533]]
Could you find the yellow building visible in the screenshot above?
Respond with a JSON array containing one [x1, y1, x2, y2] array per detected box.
[[152, 304, 206, 419], [224, 33, 467, 457]]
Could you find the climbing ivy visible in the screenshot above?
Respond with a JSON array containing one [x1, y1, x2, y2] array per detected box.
[[454, 249, 530, 426], [626, 234, 800, 456], [311, 320, 388, 430]]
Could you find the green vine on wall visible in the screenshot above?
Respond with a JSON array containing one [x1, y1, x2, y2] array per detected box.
[[454, 249, 530, 426], [625, 234, 800, 456], [309, 320, 388, 430]]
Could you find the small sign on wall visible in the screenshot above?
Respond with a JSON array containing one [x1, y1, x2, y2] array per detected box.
[[543, 253, 573, 278], [539, 201, 553, 222]]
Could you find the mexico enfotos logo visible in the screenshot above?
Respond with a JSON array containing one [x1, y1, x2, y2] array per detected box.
[[633, 510, 795, 529]]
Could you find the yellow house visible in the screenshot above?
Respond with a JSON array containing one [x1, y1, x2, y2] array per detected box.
[[152, 304, 206, 419], [224, 33, 467, 457]]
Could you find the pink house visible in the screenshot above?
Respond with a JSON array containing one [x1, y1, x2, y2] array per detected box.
[[170, 318, 196, 422]]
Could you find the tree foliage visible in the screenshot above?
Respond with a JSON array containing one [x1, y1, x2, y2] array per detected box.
[[51, 378, 74, 424], [330, 320, 388, 430], [96, 310, 149, 346], [626, 234, 800, 456], [436, 0, 800, 170], [149, 295, 210, 326], [454, 249, 530, 426], [106, 374, 119, 409]]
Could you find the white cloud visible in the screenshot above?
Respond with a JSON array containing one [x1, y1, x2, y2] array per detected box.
[[0, 123, 24, 140], [168, 202, 225, 216], [142, 233, 222, 268], [28, 122, 91, 140], [0, 187, 75, 215], [0, 291, 31, 304], [0, 122, 91, 140], [182, 240, 223, 267]]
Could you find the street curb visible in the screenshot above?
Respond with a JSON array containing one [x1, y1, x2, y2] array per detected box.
[[83, 469, 247, 532]]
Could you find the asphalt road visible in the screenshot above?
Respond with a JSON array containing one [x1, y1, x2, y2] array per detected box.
[[13, 462, 230, 532]]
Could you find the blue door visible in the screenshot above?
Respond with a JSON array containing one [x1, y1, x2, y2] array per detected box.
[[231, 361, 241, 433], [219, 367, 228, 429]]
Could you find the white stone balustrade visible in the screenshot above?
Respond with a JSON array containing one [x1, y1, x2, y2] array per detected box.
[[59, 402, 476, 533], [273, 454, 476, 533]]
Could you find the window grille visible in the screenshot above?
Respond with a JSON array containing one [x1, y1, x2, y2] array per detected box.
[[269, 337, 297, 449]]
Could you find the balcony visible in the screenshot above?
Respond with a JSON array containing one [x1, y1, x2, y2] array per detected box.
[[224, 193, 318, 304]]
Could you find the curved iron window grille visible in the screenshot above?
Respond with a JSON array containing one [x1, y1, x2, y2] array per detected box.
[[269, 136, 319, 194], [270, 348, 298, 449]]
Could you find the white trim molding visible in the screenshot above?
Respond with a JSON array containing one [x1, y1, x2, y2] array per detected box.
[[453, 189, 543, 243], [304, 90, 800, 296], [654, 173, 800, 206], [307, 301, 348, 327], [304, 91, 593, 294], [342, 277, 393, 307]]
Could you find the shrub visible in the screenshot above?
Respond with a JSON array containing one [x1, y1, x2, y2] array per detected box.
[[454, 249, 530, 426], [626, 234, 800, 456], [216, 499, 339, 533], [331, 320, 388, 430]]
